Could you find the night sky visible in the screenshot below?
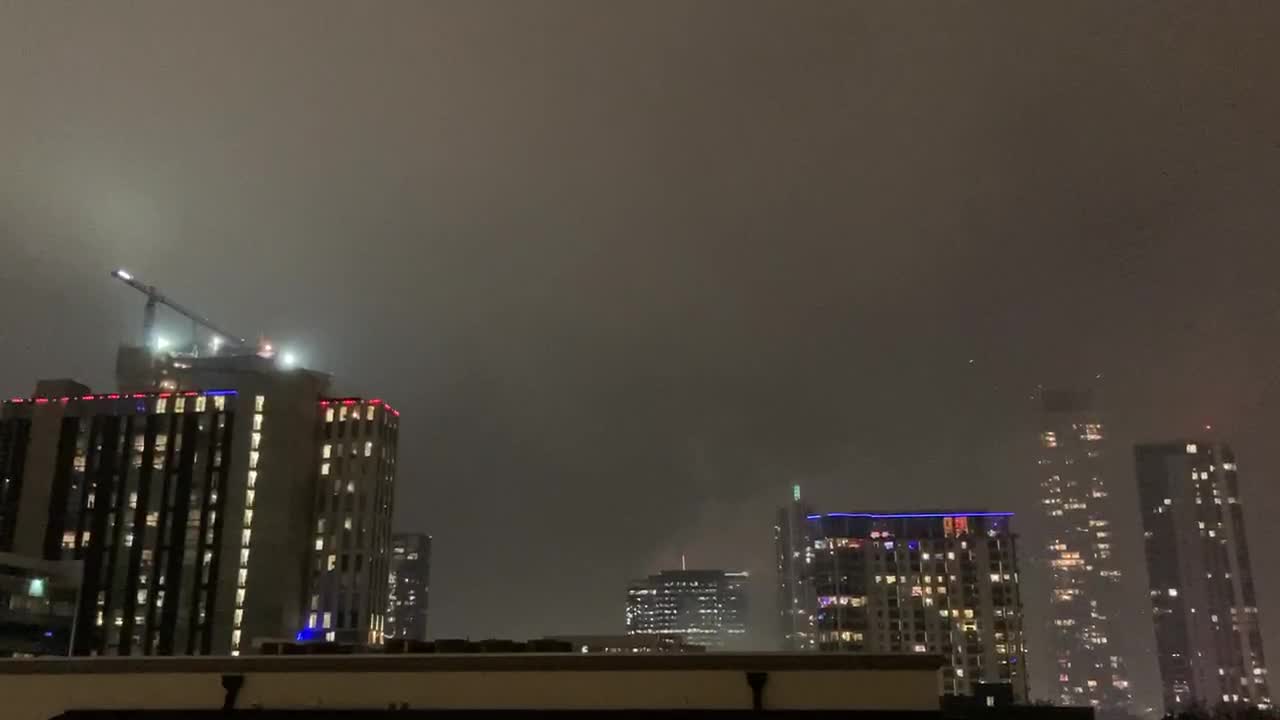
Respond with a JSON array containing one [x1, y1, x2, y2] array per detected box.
[[2, 1, 1279, 710]]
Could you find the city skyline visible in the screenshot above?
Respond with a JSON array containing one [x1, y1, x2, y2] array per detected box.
[[1, 3, 1279, 713]]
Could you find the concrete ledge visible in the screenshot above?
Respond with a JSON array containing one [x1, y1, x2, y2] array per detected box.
[[0, 652, 946, 675]]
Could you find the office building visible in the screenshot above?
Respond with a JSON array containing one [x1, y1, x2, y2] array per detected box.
[[386, 532, 431, 642], [626, 569, 749, 650], [776, 483, 816, 650], [1135, 441, 1271, 711], [1036, 390, 1133, 712], [806, 511, 1028, 700], [0, 552, 81, 657]]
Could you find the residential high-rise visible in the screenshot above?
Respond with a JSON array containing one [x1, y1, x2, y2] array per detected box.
[[1135, 441, 1271, 712], [0, 346, 400, 656], [119, 347, 400, 649], [304, 398, 399, 646], [386, 532, 431, 642], [806, 511, 1028, 700], [0, 383, 309, 655], [625, 570, 748, 650], [776, 483, 815, 650], [1037, 390, 1133, 712]]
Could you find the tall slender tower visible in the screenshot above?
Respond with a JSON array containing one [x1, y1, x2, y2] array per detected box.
[[775, 484, 815, 650], [1037, 390, 1133, 712], [1135, 441, 1271, 712]]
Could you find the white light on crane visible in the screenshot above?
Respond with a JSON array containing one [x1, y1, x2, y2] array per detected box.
[[281, 352, 298, 368], [114, 269, 133, 281], [210, 335, 223, 352], [155, 336, 171, 351]]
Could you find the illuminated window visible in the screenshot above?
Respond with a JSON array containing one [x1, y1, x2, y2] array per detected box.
[[242, 529, 252, 545], [175, 397, 186, 413], [237, 569, 248, 586], [323, 444, 332, 459], [251, 433, 261, 450], [366, 406, 375, 420], [253, 414, 264, 431], [315, 538, 324, 550], [243, 509, 253, 526], [339, 406, 348, 421], [327, 555, 336, 571], [346, 481, 355, 493], [214, 395, 226, 411], [195, 396, 207, 412], [364, 441, 373, 457], [325, 407, 335, 422], [1186, 443, 1198, 454], [249, 451, 260, 469], [247, 470, 257, 489], [156, 397, 168, 413], [321, 463, 330, 476], [344, 518, 353, 531], [255, 395, 266, 412]]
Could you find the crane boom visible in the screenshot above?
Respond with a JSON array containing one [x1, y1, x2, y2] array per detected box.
[[111, 269, 249, 350]]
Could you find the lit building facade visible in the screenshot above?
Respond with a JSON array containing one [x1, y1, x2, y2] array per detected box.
[[626, 570, 748, 650], [1037, 390, 1133, 711], [1135, 441, 1271, 711], [386, 532, 430, 642], [305, 398, 399, 645], [806, 511, 1028, 700], [0, 385, 305, 655], [775, 484, 816, 650]]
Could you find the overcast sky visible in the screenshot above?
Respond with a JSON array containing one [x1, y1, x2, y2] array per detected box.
[[2, 1, 1278, 708]]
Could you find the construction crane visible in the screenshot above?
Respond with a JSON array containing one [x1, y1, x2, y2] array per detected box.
[[111, 269, 250, 354]]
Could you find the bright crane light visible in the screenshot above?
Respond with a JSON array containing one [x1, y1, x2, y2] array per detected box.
[[210, 335, 223, 352], [155, 336, 171, 351], [281, 352, 298, 368], [113, 269, 133, 281]]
